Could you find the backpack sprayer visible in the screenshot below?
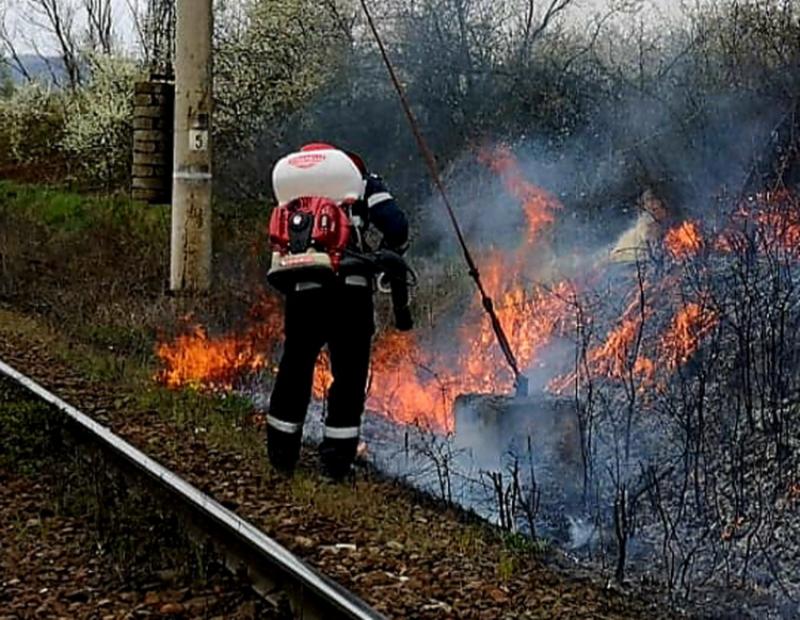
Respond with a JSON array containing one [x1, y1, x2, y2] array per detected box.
[[267, 148, 416, 331]]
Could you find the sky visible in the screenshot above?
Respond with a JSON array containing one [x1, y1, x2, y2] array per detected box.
[[1, 0, 137, 55], [1, 0, 713, 56]]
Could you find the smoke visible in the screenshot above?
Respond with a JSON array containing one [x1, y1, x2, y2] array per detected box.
[[363, 18, 800, 601], [227, 4, 800, 611]]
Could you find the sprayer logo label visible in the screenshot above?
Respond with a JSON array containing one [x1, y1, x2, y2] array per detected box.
[[288, 154, 326, 169]]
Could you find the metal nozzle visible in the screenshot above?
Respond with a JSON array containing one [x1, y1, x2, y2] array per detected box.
[[514, 374, 529, 399]]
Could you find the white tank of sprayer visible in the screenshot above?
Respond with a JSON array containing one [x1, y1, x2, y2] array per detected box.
[[272, 149, 365, 206]]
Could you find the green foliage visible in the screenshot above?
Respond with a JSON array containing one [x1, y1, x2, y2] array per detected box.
[[0, 54, 138, 188], [0, 381, 62, 475], [0, 61, 13, 99], [0, 181, 173, 354], [59, 54, 140, 190], [496, 550, 516, 582], [0, 84, 66, 165], [502, 531, 551, 556], [0, 180, 167, 233], [138, 384, 262, 456], [214, 0, 349, 157]]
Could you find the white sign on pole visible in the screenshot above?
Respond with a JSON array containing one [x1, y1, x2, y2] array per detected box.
[[189, 129, 209, 152]]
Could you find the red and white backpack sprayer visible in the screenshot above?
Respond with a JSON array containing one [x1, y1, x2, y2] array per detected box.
[[267, 146, 363, 292], [267, 145, 415, 330]]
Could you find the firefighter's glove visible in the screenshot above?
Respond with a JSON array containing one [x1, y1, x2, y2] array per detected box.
[[394, 305, 414, 332]]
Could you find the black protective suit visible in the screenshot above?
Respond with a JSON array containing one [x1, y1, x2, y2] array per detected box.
[[267, 173, 409, 478]]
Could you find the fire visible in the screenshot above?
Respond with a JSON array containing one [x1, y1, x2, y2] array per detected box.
[[758, 211, 800, 251], [664, 221, 703, 259], [464, 279, 572, 392], [155, 295, 283, 390], [156, 325, 267, 390], [478, 145, 561, 244], [550, 295, 655, 394], [312, 146, 569, 430], [156, 146, 568, 431], [588, 316, 654, 382], [155, 145, 750, 434], [311, 331, 453, 431], [661, 302, 718, 369], [716, 191, 800, 255], [366, 331, 452, 430]]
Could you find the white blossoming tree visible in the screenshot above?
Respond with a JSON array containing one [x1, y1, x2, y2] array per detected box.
[[0, 83, 65, 167], [214, 0, 349, 157], [58, 53, 140, 189]]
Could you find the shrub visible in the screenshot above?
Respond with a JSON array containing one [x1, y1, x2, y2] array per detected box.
[[0, 84, 66, 168], [59, 54, 140, 190]]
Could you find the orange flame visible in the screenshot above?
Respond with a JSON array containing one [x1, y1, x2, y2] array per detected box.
[[664, 221, 703, 259], [155, 325, 266, 390], [156, 147, 568, 431], [155, 296, 283, 390], [156, 148, 747, 433], [478, 145, 561, 244], [589, 316, 655, 382], [660, 302, 718, 369]]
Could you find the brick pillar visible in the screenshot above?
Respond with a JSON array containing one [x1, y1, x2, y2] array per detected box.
[[131, 80, 174, 203]]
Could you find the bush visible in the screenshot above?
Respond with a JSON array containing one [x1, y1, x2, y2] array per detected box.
[[59, 54, 140, 190], [0, 84, 66, 170]]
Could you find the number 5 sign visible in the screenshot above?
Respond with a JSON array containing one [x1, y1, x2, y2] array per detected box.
[[189, 129, 209, 152]]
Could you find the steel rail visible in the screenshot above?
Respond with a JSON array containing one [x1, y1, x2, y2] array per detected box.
[[0, 359, 386, 620]]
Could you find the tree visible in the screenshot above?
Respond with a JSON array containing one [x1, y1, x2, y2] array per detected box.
[[213, 0, 350, 173], [126, 0, 175, 74], [13, 0, 119, 89], [0, 59, 14, 98], [0, 2, 33, 83], [82, 0, 114, 54], [24, 0, 83, 88], [59, 53, 138, 188]]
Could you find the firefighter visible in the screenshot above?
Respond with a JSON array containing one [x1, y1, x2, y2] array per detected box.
[[267, 143, 410, 480]]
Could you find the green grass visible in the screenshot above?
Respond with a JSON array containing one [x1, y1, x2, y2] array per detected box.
[[502, 530, 552, 557], [137, 382, 264, 456], [0, 179, 169, 237], [0, 381, 63, 475]]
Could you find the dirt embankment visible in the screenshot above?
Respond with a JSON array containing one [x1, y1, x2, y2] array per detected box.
[[0, 378, 273, 620], [0, 183, 685, 618], [0, 308, 680, 620]]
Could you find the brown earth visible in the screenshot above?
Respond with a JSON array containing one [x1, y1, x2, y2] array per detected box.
[[0, 306, 686, 620], [0, 465, 272, 620]]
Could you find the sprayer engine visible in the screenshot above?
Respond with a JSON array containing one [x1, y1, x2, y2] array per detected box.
[[267, 197, 351, 292], [267, 146, 366, 293]]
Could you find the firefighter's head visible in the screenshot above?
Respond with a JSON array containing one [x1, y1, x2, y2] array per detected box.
[[300, 142, 367, 177]]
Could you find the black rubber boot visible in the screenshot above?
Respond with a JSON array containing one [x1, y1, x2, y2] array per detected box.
[[267, 426, 302, 476], [319, 438, 358, 482]]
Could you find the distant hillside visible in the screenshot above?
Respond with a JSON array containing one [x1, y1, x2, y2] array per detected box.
[[7, 55, 66, 85]]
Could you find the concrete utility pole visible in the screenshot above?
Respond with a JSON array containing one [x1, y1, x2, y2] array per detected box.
[[170, 0, 213, 292]]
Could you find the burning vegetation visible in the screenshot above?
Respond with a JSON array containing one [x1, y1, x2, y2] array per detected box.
[[156, 146, 571, 431], [155, 147, 800, 607], [154, 148, 739, 429]]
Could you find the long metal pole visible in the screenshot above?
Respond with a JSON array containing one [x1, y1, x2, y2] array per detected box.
[[357, 0, 528, 396], [170, 0, 213, 292]]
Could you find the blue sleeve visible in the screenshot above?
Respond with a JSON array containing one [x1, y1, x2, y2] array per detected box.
[[365, 174, 409, 253]]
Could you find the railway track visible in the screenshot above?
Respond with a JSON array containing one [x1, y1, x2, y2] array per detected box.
[[0, 358, 386, 620]]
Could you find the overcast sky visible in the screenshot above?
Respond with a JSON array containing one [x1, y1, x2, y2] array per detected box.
[[1, 0, 136, 55], [2, 0, 711, 56]]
